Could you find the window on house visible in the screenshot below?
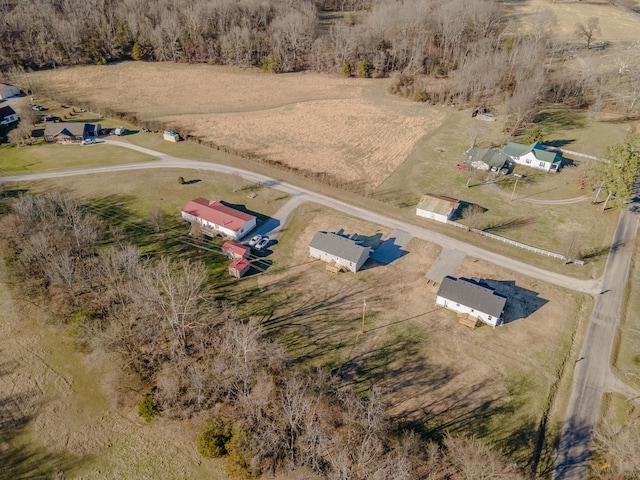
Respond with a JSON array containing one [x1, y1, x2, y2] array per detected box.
[[488, 315, 492, 320], [525, 158, 531, 164], [539, 161, 545, 167], [456, 303, 460, 307]]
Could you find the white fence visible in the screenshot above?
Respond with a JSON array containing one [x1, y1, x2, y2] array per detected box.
[[447, 220, 584, 265], [545, 146, 601, 162]]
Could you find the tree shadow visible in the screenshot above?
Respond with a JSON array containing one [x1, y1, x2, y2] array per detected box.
[[580, 245, 611, 261], [534, 109, 585, 132], [545, 139, 576, 148], [552, 416, 593, 480], [483, 216, 538, 233], [182, 179, 201, 185], [0, 398, 86, 479]]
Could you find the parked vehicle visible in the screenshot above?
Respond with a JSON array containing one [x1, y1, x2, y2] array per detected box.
[[456, 163, 469, 171], [254, 236, 270, 251], [248, 234, 262, 247], [31, 105, 44, 111], [114, 126, 125, 136], [81, 138, 95, 145]]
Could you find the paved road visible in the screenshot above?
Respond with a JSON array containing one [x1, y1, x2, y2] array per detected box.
[[553, 205, 639, 479], [0, 142, 598, 295]]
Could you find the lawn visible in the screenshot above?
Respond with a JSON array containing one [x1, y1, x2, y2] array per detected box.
[[613, 234, 640, 388], [0, 142, 156, 175]]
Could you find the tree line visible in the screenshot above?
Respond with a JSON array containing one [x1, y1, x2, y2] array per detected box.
[[0, 190, 528, 479]]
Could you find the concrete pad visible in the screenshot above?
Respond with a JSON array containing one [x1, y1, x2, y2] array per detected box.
[[371, 229, 411, 264], [426, 248, 465, 283]]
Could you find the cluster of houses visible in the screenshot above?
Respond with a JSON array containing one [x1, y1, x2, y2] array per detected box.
[[179, 196, 508, 328]]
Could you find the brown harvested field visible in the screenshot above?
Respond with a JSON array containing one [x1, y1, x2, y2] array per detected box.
[[517, 0, 640, 43], [35, 63, 443, 188], [261, 202, 591, 466]]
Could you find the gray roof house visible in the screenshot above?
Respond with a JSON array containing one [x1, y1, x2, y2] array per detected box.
[[466, 147, 512, 172], [0, 105, 19, 126], [44, 121, 101, 142], [436, 276, 507, 327], [502, 142, 561, 173], [309, 231, 371, 272]]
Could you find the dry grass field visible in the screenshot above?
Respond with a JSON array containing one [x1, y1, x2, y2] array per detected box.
[[518, 0, 640, 43], [35, 63, 442, 188]]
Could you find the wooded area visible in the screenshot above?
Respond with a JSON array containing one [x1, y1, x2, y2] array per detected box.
[[3, 0, 639, 128]]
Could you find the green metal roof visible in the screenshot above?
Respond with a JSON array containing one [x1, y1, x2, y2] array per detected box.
[[503, 142, 560, 164], [467, 147, 510, 169]]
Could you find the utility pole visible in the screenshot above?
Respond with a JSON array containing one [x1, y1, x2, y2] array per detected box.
[[511, 173, 524, 201], [361, 298, 367, 334]]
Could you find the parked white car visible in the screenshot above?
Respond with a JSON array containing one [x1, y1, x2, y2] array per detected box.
[[254, 237, 270, 251], [248, 234, 262, 247], [81, 138, 95, 145]]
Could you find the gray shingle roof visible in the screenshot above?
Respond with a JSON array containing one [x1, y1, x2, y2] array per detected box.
[[310, 231, 370, 263], [0, 105, 16, 119], [44, 121, 89, 137], [437, 276, 506, 317]]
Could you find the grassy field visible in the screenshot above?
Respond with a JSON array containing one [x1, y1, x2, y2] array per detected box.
[[613, 235, 640, 388], [0, 142, 155, 175]]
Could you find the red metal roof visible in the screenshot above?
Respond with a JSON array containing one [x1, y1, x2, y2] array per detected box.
[[181, 198, 256, 232], [222, 241, 250, 257], [228, 258, 250, 270]]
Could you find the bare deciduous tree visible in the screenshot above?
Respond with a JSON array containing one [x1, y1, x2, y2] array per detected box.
[[575, 17, 601, 49]]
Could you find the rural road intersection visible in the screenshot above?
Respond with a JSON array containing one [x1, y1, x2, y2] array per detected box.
[[1, 139, 638, 477]]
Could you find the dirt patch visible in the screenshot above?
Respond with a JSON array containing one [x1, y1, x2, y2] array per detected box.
[[36, 63, 443, 189]]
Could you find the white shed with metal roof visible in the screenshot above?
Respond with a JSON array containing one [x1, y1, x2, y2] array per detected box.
[[436, 276, 507, 327]]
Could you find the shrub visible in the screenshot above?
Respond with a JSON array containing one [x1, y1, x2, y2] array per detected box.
[[522, 125, 546, 144], [198, 416, 231, 458], [138, 386, 159, 422], [341, 61, 352, 77], [225, 423, 253, 479], [356, 60, 370, 78], [261, 53, 281, 73], [131, 42, 145, 61], [178, 176, 185, 185]]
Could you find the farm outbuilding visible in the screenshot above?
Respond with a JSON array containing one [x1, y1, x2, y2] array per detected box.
[[416, 194, 461, 223], [181, 198, 257, 240], [222, 241, 250, 259], [436, 276, 507, 328], [466, 147, 512, 173], [0, 83, 20, 99], [309, 231, 371, 273], [228, 258, 251, 278], [163, 130, 180, 142]]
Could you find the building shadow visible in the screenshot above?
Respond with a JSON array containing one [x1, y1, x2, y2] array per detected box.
[[474, 278, 548, 324], [370, 235, 409, 264]]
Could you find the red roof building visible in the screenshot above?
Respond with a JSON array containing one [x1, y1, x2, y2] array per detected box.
[[181, 198, 257, 240], [222, 241, 250, 259], [228, 258, 251, 278]]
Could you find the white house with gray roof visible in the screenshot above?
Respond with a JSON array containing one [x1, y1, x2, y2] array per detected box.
[[309, 231, 371, 272], [502, 142, 561, 173], [436, 276, 507, 327]]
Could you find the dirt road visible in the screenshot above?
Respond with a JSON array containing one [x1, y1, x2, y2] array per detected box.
[[0, 140, 599, 295]]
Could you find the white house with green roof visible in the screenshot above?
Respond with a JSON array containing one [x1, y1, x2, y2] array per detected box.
[[502, 142, 561, 173]]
